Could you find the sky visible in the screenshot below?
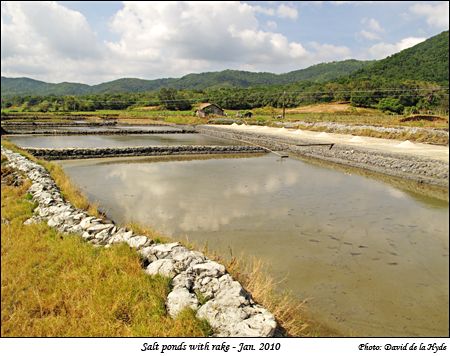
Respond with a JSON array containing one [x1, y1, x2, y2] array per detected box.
[[1, 1, 449, 85]]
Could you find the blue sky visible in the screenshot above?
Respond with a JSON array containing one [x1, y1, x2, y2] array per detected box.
[[1, 1, 448, 84]]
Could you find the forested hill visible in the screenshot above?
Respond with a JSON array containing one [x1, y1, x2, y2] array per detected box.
[[2, 30, 448, 97], [0, 77, 92, 96], [349, 30, 449, 85], [1, 59, 371, 96], [166, 60, 373, 89]]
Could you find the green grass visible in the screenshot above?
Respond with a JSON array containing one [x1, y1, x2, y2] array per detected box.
[[1, 167, 212, 337]]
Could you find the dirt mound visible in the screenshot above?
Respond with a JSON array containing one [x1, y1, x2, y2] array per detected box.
[[286, 102, 373, 114], [400, 115, 448, 123]]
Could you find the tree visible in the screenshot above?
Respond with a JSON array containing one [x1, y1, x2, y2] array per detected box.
[[377, 97, 404, 114], [158, 88, 192, 110]]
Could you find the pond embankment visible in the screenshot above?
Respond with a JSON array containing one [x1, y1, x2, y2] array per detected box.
[[199, 125, 449, 187], [1, 145, 277, 337], [2, 129, 196, 135], [22, 145, 266, 160]]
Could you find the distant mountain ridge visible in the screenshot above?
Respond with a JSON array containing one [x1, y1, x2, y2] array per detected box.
[[1, 30, 448, 96], [1, 59, 372, 96]]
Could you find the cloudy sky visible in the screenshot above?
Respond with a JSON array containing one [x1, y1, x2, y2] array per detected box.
[[1, 1, 449, 84]]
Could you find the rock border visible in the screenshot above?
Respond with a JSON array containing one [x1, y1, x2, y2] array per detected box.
[[2, 129, 195, 135], [1, 146, 277, 337], [198, 125, 449, 187], [21, 145, 267, 160]]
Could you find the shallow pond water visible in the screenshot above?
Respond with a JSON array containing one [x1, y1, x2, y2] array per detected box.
[[57, 154, 449, 336], [8, 133, 240, 148], [5, 125, 182, 132]]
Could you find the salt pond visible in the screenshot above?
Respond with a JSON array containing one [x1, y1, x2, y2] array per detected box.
[[8, 133, 240, 148], [58, 153, 449, 336]]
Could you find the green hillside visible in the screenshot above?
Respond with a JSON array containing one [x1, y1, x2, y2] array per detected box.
[[1, 59, 372, 96], [0, 77, 91, 96], [350, 31, 449, 85], [91, 77, 174, 93], [279, 60, 374, 83]]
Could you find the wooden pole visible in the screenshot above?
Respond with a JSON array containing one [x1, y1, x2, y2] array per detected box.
[[282, 91, 286, 120]]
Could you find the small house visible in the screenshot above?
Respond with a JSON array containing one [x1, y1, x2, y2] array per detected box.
[[195, 103, 224, 118]]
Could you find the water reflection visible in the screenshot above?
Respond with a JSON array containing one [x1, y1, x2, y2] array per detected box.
[[8, 133, 241, 149], [59, 154, 449, 336]]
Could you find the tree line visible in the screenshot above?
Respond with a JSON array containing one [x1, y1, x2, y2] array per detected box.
[[1, 78, 448, 116]]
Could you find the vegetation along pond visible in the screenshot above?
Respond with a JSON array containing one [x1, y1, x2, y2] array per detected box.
[[56, 152, 449, 337]]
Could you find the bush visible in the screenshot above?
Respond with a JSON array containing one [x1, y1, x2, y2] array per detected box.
[[377, 97, 404, 114]]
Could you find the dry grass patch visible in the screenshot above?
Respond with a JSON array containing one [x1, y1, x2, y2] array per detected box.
[[1, 139, 99, 216], [1, 176, 211, 337], [286, 103, 374, 114]]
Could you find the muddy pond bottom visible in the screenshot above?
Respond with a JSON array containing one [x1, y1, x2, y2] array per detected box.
[[58, 154, 449, 336]]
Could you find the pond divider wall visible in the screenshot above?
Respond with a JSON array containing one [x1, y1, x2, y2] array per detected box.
[[2, 129, 196, 135], [1, 145, 277, 337], [198, 125, 449, 187], [23, 145, 267, 160]]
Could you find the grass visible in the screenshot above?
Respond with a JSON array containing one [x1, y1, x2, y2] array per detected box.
[[1, 161, 212, 337], [1, 139, 99, 216]]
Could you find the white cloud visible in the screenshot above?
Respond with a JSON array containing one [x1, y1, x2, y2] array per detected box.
[[363, 18, 383, 33], [105, 1, 309, 77], [1, 2, 100, 60], [410, 2, 449, 29], [308, 42, 352, 62], [252, 4, 275, 16], [266, 20, 278, 30], [1, 1, 402, 84], [250, 3, 298, 20], [276, 4, 298, 19], [2, 1, 314, 82], [1, 1, 106, 83], [367, 37, 426, 59], [358, 17, 384, 41], [359, 30, 381, 41]]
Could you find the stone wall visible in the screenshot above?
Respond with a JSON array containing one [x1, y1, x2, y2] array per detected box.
[[2, 129, 196, 135], [1, 146, 277, 337], [198, 126, 449, 187], [23, 145, 267, 160]]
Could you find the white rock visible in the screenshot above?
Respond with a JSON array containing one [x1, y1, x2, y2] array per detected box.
[[95, 228, 112, 242], [79, 217, 95, 229], [192, 261, 226, 278], [166, 288, 199, 318], [47, 216, 63, 227], [152, 242, 180, 254], [172, 272, 194, 290], [197, 301, 248, 335], [145, 259, 176, 278], [82, 231, 92, 240], [127, 235, 151, 249], [87, 223, 114, 233]]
